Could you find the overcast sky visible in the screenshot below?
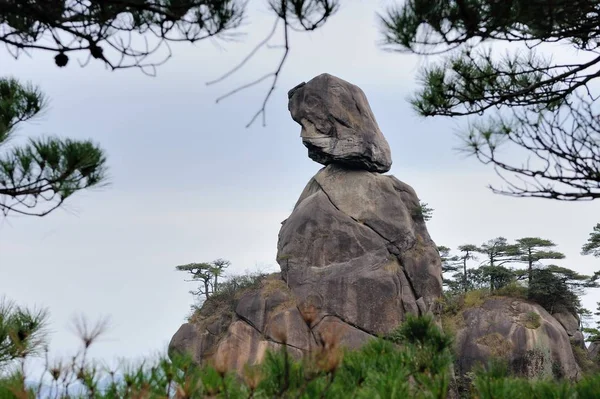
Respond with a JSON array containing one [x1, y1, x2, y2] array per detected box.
[[1, 1, 599, 373]]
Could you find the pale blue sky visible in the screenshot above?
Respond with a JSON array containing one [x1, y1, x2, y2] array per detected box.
[[0, 1, 598, 370]]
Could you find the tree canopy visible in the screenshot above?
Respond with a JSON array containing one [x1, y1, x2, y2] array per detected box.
[[0, 1, 245, 73], [0, 77, 107, 217], [175, 258, 231, 300], [380, 0, 600, 200], [440, 235, 597, 316], [582, 223, 600, 257]]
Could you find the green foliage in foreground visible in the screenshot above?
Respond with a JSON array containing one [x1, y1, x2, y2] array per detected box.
[[1, 315, 600, 398]]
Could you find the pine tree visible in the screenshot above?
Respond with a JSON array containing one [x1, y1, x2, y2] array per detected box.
[[438, 246, 461, 291], [457, 244, 479, 292], [0, 1, 245, 71], [477, 237, 519, 268], [0, 298, 48, 371], [176, 259, 231, 301], [476, 238, 520, 291], [529, 266, 596, 314], [0, 77, 107, 217], [582, 223, 600, 257], [380, 0, 600, 200], [515, 237, 565, 285]]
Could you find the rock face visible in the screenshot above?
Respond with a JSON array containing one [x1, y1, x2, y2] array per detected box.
[[288, 73, 392, 173], [452, 297, 581, 381], [277, 164, 443, 333], [552, 306, 585, 348], [588, 341, 600, 362], [169, 73, 442, 374]]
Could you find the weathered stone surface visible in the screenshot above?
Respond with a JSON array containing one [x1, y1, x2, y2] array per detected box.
[[278, 164, 442, 329], [553, 308, 580, 336], [288, 73, 392, 172], [169, 275, 305, 372], [454, 297, 580, 381], [313, 316, 375, 350], [588, 341, 600, 362], [235, 289, 288, 332], [552, 307, 586, 348]]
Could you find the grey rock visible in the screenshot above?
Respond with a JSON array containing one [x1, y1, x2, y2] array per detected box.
[[454, 297, 580, 381], [553, 308, 580, 337], [288, 73, 392, 172], [313, 316, 376, 350], [278, 165, 442, 324], [552, 307, 585, 349], [588, 341, 600, 362], [572, 331, 586, 349]]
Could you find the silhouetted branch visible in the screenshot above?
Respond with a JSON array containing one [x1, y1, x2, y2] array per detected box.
[[207, 0, 339, 127]]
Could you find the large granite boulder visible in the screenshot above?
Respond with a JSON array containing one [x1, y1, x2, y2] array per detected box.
[[277, 164, 443, 334], [288, 73, 392, 173], [451, 297, 581, 381], [169, 73, 589, 382]]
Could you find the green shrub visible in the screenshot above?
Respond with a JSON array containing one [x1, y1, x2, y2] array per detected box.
[[464, 290, 488, 308], [521, 311, 541, 329], [572, 343, 599, 375], [189, 271, 271, 322], [495, 282, 528, 299], [5, 314, 600, 398]]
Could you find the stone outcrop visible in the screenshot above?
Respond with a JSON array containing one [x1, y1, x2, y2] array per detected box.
[[168, 73, 585, 382], [169, 73, 442, 374], [288, 73, 392, 173], [452, 297, 581, 381], [588, 341, 600, 362], [552, 306, 585, 349]]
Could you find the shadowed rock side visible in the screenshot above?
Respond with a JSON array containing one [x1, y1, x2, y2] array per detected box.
[[288, 73, 392, 173], [452, 297, 581, 381]]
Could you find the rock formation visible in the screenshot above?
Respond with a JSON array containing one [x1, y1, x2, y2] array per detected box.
[[169, 73, 442, 372], [288, 74, 392, 173], [451, 297, 581, 381], [169, 73, 588, 382]]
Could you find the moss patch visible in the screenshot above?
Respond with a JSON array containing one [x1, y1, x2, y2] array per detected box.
[[383, 260, 400, 273], [477, 333, 513, 358], [520, 311, 541, 329]]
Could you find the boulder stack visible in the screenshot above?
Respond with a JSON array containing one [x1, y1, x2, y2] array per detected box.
[[169, 73, 443, 373]]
